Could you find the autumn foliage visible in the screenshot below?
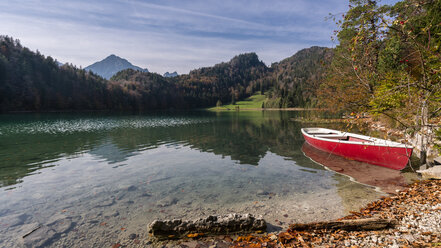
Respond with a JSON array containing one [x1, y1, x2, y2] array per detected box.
[[319, 0, 441, 127]]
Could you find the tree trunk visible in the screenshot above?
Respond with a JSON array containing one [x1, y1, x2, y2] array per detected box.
[[289, 218, 397, 231], [420, 101, 428, 165]]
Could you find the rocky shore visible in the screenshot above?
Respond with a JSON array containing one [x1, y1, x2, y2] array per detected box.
[[116, 179, 441, 247]]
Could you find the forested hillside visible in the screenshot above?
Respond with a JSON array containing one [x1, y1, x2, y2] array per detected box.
[[109, 69, 186, 109], [110, 53, 268, 109], [0, 36, 111, 112], [263, 46, 333, 108], [173, 53, 268, 107]]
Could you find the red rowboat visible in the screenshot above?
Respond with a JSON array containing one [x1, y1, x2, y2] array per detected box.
[[301, 128, 413, 170]]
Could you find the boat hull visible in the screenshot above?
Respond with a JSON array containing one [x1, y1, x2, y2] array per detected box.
[[302, 129, 412, 170]]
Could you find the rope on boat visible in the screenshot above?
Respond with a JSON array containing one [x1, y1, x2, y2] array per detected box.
[[404, 142, 415, 172], [326, 131, 344, 160]]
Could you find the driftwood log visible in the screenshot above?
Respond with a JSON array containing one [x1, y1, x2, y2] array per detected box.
[[289, 218, 397, 231]]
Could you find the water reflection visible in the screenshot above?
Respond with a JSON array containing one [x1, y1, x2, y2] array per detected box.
[[0, 111, 322, 187], [302, 142, 408, 194]]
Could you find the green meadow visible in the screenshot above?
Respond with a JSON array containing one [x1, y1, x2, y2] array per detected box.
[[207, 93, 265, 111]]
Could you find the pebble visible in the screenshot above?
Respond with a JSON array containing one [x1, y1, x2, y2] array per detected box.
[[256, 190, 270, 196], [127, 185, 137, 191], [157, 197, 178, 207]]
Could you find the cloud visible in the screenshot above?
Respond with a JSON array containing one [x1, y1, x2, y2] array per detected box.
[[0, 0, 353, 74]]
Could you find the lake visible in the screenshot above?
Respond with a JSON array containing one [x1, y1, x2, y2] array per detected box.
[[0, 111, 390, 247]]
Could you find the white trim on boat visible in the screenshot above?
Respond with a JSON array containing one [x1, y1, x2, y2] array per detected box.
[[301, 128, 413, 148]]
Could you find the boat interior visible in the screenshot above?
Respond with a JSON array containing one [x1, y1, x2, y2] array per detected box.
[[305, 129, 373, 143], [303, 128, 412, 147]]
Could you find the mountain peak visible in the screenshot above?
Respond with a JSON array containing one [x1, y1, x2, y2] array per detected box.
[[85, 55, 148, 79], [106, 54, 122, 60], [229, 53, 263, 68], [163, 71, 178, 77]]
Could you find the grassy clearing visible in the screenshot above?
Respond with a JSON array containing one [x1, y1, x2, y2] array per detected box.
[[207, 94, 265, 111]]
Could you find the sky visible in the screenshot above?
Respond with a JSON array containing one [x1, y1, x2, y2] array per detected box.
[[0, 0, 400, 74]]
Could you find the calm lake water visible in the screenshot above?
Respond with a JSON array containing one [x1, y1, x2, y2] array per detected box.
[[0, 111, 390, 247]]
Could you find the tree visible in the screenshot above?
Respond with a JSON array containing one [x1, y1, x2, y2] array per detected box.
[[319, 0, 383, 112], [370, 0, 441, 162], [319, 0, 441, 163]]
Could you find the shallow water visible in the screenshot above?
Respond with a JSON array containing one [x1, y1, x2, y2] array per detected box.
[[0, 111, 387, 247]]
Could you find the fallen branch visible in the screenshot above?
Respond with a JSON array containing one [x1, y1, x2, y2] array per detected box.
[[22, 225, 42, 239], [289, 218, 397, 231]]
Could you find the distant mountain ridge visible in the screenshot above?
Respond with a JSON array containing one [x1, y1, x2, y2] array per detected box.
[[0, 35, 333, 112], [85, 54, 148, 79], [163, 71, 178, 77], [111, 52, 268, 109]]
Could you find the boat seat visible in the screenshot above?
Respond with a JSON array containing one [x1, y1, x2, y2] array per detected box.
[[308, 132, 338, 135], [314, 134, 346, 138], [316, 136, 349, 140], [316, 135, 373, 143]]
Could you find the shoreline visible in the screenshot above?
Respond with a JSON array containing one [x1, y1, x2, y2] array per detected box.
[[117, 179, 441, 247], [206, 107, 324, 111], [1, 108, 325, 115]]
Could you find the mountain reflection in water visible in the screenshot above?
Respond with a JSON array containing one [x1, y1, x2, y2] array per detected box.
[[0, 111, 324, 188]]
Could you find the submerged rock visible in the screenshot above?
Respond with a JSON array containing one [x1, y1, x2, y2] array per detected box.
[[256, 190, 270, 196], [148, 213, 266, 239], [157, 197, 178, 207], [23, 225, 56, 248], [1, 213, 30, 228], [94, 197, 116, 208], [22, 218, 75, 247], [127, 185, 137, 191]]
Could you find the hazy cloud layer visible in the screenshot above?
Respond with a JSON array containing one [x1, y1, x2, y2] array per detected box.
[[0, 0, 399, 74]]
